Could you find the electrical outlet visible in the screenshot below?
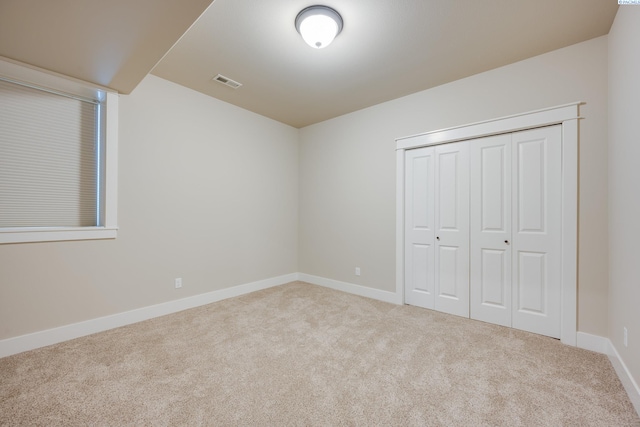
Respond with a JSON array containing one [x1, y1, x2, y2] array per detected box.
[[175, 278, 182, 289], [355, 267, 361, 276], [624, 327, 628, 347]]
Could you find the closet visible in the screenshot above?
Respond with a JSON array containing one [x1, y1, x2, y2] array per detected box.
[[404, 125, 562, 339]]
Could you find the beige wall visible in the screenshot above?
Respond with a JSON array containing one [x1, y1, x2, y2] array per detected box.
[[0, 36, 615, 346], [299, 36, 609, 337], [0, 75, 299, 340], [608, 6, 640, 387]]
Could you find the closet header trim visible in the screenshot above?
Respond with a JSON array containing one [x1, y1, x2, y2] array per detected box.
[[396, 102, 582, 151]]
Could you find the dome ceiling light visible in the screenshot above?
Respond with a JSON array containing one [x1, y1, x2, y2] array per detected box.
[[295, 5, 343, 49]]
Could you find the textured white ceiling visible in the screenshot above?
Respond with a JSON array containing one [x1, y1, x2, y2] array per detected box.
[[0, 0, 214, 93], [152, 0, 618, 128], [0, 1, 618, 128]]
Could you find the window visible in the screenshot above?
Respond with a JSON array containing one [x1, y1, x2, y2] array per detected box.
[[0, 59, 118, 244]]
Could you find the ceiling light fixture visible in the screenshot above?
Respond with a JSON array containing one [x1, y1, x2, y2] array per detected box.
[[295, 5, 343, 49]]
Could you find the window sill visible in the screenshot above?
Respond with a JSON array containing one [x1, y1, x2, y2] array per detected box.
[[0, 227, 118, 244]]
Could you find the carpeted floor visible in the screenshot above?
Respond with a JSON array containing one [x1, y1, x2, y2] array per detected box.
[[1, 281, 638, 426]]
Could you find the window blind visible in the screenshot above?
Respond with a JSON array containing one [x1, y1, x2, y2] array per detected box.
[[0, 79, 98, 228]]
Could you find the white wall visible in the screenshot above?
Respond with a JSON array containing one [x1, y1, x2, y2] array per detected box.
[[608, 6, 640, 389], [299, 36, 609, 336], [0, 75, 299, 340]]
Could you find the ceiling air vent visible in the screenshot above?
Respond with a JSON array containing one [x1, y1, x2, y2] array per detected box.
[[212, 74, 242, 89]]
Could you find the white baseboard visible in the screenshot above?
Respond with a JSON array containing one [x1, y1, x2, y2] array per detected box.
[[576, 332, 640, 415], [298, 273, 401, 305], [576, 331, 610, 354], [0, 273, 299, 359], [607, 340, 640, 415]]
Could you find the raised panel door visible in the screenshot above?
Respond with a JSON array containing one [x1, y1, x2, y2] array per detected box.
[[404, 147, 435, 309], [511, 125, 562, 338], [470, 134, 512, 327], [434, 141, 469, 317]]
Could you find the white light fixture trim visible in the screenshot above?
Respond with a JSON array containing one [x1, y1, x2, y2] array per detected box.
[[295, 5, 343, 49]]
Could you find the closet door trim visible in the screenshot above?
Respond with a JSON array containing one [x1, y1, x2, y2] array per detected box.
[[395, 102, 580, 346]]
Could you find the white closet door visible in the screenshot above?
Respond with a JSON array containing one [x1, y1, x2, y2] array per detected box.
[[404, 146, 435, 309], [511, 125, 562, 338], [470, 134, 512, 327], [434, 141, 469, 317]]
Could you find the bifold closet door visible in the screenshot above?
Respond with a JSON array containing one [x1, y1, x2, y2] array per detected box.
[[470, 134, 512, 327], [469, 126, 562, 338], [434, 142, 469, 318], [511, 125, 562, 338], [404, 141, 469, 317], [404, 146, 435, 309], [405, 125, 563, 338]]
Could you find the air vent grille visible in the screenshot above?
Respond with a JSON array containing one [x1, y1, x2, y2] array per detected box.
[[212, 74, 242, 89]]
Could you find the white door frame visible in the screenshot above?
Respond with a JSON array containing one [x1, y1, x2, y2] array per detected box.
[[395, 103, 580, 346]]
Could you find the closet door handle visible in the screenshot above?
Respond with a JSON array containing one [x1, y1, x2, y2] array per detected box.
[[436, 236, 440, 241], [504, 240, 510, 245]]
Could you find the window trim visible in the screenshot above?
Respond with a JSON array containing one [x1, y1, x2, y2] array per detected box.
[[0, 57, 118, 244]]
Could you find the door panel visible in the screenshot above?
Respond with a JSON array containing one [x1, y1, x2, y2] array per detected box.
[[517, 251, 547, 313], [411, 156, 431, 230], [438, 246, 459, 297], [434, 142, 469, 317], [404, 147, 435, 309], [480, 249, 508, 307], [470, 134, 511, 327], [512, 126, 562, 338], [481, 146, 508, 232], [437, 152, 460, 231], [518, 139, 545, 233], [410, 244, 432, 295]]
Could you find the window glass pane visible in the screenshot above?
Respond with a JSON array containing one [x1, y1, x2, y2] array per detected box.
[[0, 79, 98, 227]]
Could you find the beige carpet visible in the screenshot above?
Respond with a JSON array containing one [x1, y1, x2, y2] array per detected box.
[[1, 281, 638, 426]]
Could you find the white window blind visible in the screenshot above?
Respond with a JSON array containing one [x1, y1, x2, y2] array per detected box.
[[0, 78, 100, 228]]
